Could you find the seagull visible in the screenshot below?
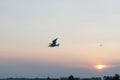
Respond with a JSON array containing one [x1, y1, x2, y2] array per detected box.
[[48, 38, 59, 47]]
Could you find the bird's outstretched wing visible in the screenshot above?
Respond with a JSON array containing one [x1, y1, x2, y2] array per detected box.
[[52, 38, 58, 45]]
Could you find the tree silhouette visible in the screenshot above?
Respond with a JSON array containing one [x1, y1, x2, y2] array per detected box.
[[113, 74, 119, 80], [68, 75, 75, 80], [103, 76, 113, 80], [104, 74, 120, 80], [47, 77, 51, 80]]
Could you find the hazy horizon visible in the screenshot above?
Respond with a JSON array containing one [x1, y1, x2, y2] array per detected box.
[[0, 0, 120, 78]]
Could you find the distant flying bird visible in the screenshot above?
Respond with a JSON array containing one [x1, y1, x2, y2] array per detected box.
[[100, 44, 102, 47], [48, 38, 59, 47]]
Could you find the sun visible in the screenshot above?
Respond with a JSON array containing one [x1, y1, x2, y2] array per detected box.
[[95, 65, 105, 70]]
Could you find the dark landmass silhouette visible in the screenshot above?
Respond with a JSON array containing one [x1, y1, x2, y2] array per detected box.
[[0, 74, 119, 80]]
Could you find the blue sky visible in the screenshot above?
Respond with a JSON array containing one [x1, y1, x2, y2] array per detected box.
[[0, 0, 120, 78]]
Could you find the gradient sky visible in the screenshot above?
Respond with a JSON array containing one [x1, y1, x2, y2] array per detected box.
[[0, 0, 120, 78]]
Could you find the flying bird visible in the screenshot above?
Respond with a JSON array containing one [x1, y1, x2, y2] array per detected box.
[[100, 44, 102, 47], [48, 38, 59, 47]]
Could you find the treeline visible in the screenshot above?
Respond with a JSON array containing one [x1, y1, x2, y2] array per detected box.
[[0, 74, 119, 80]]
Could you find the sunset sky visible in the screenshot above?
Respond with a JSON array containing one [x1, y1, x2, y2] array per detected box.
[[0, 0, 120, 78]]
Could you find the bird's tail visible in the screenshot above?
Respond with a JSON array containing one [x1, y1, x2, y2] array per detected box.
[[48, 43, 51, 47], [56, 44, 59, 46]]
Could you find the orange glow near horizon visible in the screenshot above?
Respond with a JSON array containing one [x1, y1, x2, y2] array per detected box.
[[95, 65, 106, 70]]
